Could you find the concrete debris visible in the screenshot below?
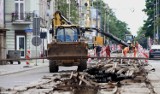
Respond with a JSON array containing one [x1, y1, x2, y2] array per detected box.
[[0, 59, 156, 94]]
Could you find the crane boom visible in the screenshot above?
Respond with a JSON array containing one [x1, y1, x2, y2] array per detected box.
[[81, 27, 129, 47]]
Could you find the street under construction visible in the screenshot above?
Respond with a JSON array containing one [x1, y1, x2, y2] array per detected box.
[[0, 56, 158, 94], [0, 0, 160, 93]]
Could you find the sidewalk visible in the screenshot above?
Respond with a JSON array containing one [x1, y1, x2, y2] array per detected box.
[[0, 59, 49, 76]]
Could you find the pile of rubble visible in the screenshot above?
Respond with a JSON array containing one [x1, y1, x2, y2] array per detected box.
[[0, 58, 156, 94]]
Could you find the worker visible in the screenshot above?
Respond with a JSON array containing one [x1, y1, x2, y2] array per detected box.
[[122, 47, 129, 57], [95, 45, 102, 57], [133, 46, 137, 57], [105, 44, 111, 59], [135, 41, 139, 51]]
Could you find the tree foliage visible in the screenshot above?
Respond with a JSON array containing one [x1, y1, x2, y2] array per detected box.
[[135, 27, 148, 48], [93, 0, 130, 40], [55, 0, 79, 24], [143, 0, 155, 38], [55, 0, 130, 40]]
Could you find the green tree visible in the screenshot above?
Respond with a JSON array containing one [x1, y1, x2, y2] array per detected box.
[[143, 0, 155, 38], [54, 0, 130, 40], [135, 27, 148, 48], [55, 0, 79, 24], [93, 0, 130, 40]]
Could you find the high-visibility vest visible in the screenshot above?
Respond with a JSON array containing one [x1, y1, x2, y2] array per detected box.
[[123, 47, 129, 57]]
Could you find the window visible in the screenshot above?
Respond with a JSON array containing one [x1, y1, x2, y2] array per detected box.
[[126, 35, 133, 41], [15, 0, 24, 20], [16, 35, 25, 58], [56, 28, 78, 42]]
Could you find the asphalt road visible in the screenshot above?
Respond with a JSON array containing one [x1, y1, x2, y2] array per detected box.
[[146, 60, 160, 93], [0, 59, 160, 92], [0, 64, 78, 89], [0, 66, 50, 88]]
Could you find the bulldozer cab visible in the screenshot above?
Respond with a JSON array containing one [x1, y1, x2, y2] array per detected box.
[[125, 34, 134, 46], [51, 11, 82, 42], [55, 26, 79, 42]]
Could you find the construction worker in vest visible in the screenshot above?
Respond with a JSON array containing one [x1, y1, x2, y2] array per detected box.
[[105, 44, 111, 59], [122, 46, 129, 57], [133, 46, 137, 57], [95, 45, 102, 57]]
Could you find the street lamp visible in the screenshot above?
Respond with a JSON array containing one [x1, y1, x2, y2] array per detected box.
[[106, 9, 110, 33], [155, 0, 159, 44], [67, 0, 71, 21], [96, 0, 98, 28]]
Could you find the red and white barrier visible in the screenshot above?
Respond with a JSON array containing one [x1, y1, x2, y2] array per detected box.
[[100, 46, 106, 57], [137, 44, 149, 63], [25, 50, 31, 66]]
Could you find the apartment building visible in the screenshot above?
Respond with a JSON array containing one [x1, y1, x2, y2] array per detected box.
[[4, 0, 50, 58]]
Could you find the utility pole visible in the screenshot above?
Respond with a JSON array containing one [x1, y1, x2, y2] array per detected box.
[[107, 8, 110, 45], [104, 9, 106, 32], [107, 9, 110, 33], [156, 0, 159, 44], [154, 2, 156, 44], [78, 0, 81, 25], [104, 8, 107, 44], [66, 0, 71, 21], [100, 0, 102, 32], [86, 0, 91, 27], [96, 0, 98, 28], [67, 0, 71, 21]]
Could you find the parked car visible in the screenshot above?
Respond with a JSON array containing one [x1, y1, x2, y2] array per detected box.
[[149, 45, 160, 58]]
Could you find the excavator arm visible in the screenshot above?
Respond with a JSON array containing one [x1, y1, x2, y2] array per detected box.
[[81, 27, 129, 47], [53, 11, 72, 27]]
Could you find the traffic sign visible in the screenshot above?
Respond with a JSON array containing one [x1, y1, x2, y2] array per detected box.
[[25, 28, 32, 33], [32, 36, 42, 46], [40, 32, 47, 39], [33, 17, 40, 35]]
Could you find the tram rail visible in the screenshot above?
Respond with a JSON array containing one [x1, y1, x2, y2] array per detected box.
[[0, 56, 159, 62]]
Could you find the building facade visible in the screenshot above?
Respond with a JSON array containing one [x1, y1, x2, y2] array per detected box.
[[0, 0, 7, 65], [4, 0, 50, 58]]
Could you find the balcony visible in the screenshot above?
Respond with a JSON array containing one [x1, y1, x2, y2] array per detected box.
[[11, 12, 33, 25]]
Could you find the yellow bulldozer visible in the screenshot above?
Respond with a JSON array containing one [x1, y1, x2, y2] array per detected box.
[[47, 11, 88, 72], [47, 11, 130, 73]]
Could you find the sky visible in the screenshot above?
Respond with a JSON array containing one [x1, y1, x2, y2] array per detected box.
[[103, 0, 147, 36]]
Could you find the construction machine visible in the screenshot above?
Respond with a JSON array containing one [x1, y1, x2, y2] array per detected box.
[[47, 11, 132, 73], [124, 34, 134, 45], [82, 27, 104, 48], [47, 11, 88, 72], [81, 27, 129, 47]]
